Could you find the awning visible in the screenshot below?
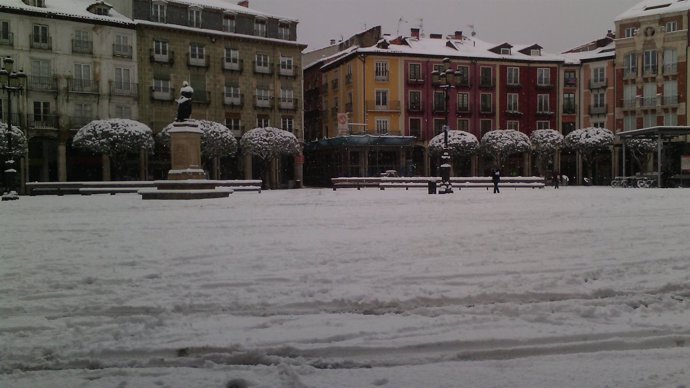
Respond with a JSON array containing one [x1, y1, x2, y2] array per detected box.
[[617, 126, 690, 139], [305, 134, 417, 151]]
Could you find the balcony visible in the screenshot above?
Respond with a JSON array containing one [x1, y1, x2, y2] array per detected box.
[[68, 79, 99, 94], [480, 104, 493, 114], [622, 98, 637, 109], [27, 114, 58, 129], [111, 82, 138, 97], [150, 49, 174, 65], [187, 54, 209, 68], [408, 102, 423, 113], [223, 93, 243, 107], [222, 58, 243, 73], [113, 44, 133, 58], [589, 79, 607, 89], [72, 39, 93, 54], [455, 77, 470, 88], [564, 77, 577, 87], [28, 75, 57, 92], [589, 104, 608, 115], [623, 68, 637, 80], [278, 64, 296, 77], [30, 34, 52, 50], [562, 104, 577, 114], [254, 96, 273, 109], [365, 100, 401, 112], [640, 97, 657, 108], [662, 95, 678, 106], [505, 109, 523, 116], [479, 77, 495, 88], [151, 87, 173, 101], [506, 81, 522, 89], [643, 65, 658, 77], [536, 81, 553, 90], [457, 104, 471, 114], [375, 72, 389, 82], [407, 76, 424, 85], [536, 109, 554, 116], [663, 63, 678, 75], [279, 98, 298, 110], [0, 32, 14, 47], [254, 61, 273, 75], [70, 115, 95, 129]]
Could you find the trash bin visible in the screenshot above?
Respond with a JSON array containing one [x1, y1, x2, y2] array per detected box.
[[428, 180, 437, 194]]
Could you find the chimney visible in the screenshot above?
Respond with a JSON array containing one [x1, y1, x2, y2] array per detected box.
[[411, 28, 420, 39], [237, 0, 249, 7], [606, 29, 615, 38], [430, 33, 442, 39], [330, 39, 336, 45], [454, 31, 463, 40]]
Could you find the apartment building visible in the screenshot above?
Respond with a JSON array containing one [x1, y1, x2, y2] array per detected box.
[[0, 0, 137, 183]]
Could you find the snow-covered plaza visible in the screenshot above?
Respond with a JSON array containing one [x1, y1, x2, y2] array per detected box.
[[1, 187, 690, 388]]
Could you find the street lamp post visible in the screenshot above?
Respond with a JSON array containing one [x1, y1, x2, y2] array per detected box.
[[1, 57, 27, 201], [431, 57, 456, 194]]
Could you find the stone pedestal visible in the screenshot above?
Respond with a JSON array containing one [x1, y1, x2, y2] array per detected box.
[[167, 120, 205, 180]]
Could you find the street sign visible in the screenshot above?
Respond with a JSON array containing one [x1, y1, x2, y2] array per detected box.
[[337, 113, 349, 135]]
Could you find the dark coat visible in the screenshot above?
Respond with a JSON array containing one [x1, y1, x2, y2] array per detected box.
[[492, 170, 501, 183]]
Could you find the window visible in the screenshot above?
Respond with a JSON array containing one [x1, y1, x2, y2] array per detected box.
[[592, 67, 605, 84], [224, 48, 240, 68], [32, 24, 49, 45], [537, 121, 550, 130], [226, 117, 242, 132], [114, 104, 132, 119], [153, 40, 169, 62], [30, 59, 51, 89], [624, 115, 636, 131], [280, 88, 294, 108], [375, 90, 388, 109], [278, 23, 290, 40], [188, 7, 202, 28], [223, 13, 236, 32], [644, 113, 657, 128], [190, 43, 204, 59], [507, 93, 519, 112], [433, 119, 445, 135], [643, 50, 657, 74], [480, 67, 493, 86], [564, 70, 577, 86], [480, 119, 493, 136], [624, 53, 637, 77], [114, 67, 131, 92], [480, 93, 492, 112], [663, 80, 678, 105], [643, 82, 657, 107], [254, 18, 267, 37], [456, 65, 469, 86], [409, 90, 421, 111], [563, 93, 576, 113], [592, 92, 605, 109], [152, 78, 170, 93], [279, 56, 294, 75], [224, 85, 240, 99], [500, 47, 511, 55], [73, 103, 93, 126], [375, 118, 389, 134], [624, 27, 636, 38], [409, 63, 421, 81], [623, 84, 637, 108], [506, 121, 519, 130], [30, 0, 46, 7], [255, 88, 271, 107], [151, 1, 166, 23], [255, 53, 270, 72], [537, 94, 550, 112], [537, 68, 551, 86], [1, 20, 10, 43], [457, 119, 469, 132], [433, 91, 445, 112], [665, 20, 678, 32], [114, 34, 131, 57], [530, 49, 541, 56], [457, 92, 469, 112], [375, 61, 389, 81], [281, 116, 294, 132], [663, 48, 677, 74], [409, 118, 421, 138], [664, 112, 677, 126], [507, 67, 519, 85], [73, 63, 92, 90], [257, 116, 270, 128], [33, 101, 50, 125]]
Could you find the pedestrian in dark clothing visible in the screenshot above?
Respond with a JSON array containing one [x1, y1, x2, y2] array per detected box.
[[492, 168, 501, 193], [553, 170, 560, 189]]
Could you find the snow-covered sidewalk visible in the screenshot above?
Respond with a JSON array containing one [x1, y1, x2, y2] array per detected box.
[[1, 187, 689, 387]]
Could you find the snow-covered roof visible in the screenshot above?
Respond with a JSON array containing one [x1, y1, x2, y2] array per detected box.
[[615, 0, 690, 21], [326, 34, 567, 67], [0, 0, 133, 25], [171, 0, 297, 22], [561, 41, 616, 64]]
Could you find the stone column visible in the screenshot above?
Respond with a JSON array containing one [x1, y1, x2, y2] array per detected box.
[[102, 154, 111, 181], [57, 141, 67, 182], [244, 153, 252, 180], [167, 120, 205, 180], [471, 155, 478, 177]]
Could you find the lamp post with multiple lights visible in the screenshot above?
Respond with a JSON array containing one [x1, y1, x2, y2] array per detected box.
[[431, 57, 455, 194], [1, 57, 27, 201]]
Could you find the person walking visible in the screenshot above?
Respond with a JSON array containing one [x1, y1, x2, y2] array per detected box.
[[553, 170, 560, 189], [492, 168, 501, 194]]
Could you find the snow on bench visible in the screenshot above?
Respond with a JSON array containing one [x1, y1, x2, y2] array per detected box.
[[379, 177, 441, 190]]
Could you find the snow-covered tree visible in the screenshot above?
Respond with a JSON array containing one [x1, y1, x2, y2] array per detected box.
[[624, 138, 657, 175], [530, 129, 564, 176], [72, 119, 154, 180], [240, 127, 300, 188], [0, 122, 28, 161], [481, 129, 531, 168], [428, 130, 479, 157], [564, 127, 614, 182]]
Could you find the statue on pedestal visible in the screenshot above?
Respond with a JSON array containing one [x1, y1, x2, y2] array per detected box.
[[176, 81, 194, 122]]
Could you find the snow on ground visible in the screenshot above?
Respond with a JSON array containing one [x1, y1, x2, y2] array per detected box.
[[1, 187, 689, 387]]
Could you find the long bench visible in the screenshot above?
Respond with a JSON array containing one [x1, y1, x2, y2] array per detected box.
[[379, 177, 441, 190], [26, 180, 262, 196], [451, 176, 545, 190], [332, 177, 382, 190]]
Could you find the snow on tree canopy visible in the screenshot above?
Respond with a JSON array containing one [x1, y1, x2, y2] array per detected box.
[[564, 127, 614, 153], [530, 129, 564, 156], [428, 130, 479, 157], [0, 122, 28, 160], [160, 120, 238, 158], [240, 127, 300, 161], [73, 119, 154, 156], [481, 129, 531, 165]]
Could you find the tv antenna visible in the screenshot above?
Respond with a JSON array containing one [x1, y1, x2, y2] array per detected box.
[[397, 17, 408, 36]]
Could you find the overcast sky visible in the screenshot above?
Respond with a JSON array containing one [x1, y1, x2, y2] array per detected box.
[[249, 0, 643, 53]]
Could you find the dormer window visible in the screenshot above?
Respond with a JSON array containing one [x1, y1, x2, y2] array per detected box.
[[152, 1, 167, 23], [278, 22, 290, 40], [666, 20, 678, 32], [254, 18, 267, 37], [87, 2, 112, 16], [24, 0, 45, 7], [223, 12, 236, 32], [624, 27, 636, 38], [188, 6, 202, 28], [500, 48, 511, 55], [530, 49, 541, 56]]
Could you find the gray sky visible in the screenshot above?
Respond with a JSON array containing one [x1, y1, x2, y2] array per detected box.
[[249, 0, 642, 53]]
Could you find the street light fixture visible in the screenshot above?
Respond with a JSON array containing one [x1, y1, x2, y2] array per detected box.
[[431, 57, 457, 194], [1, 56, 27, 201]]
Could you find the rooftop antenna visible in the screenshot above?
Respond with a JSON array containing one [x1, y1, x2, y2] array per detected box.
[[468, 24, 477, 37], [417, 18, 425, 38], [397, 17, 408, 36]]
